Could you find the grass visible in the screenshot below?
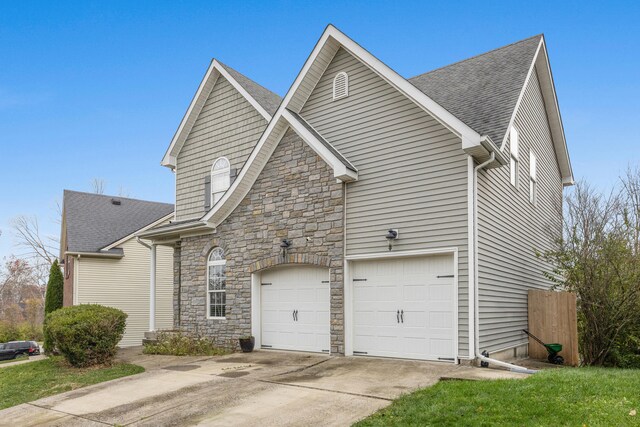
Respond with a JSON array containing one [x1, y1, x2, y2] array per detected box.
[[0, 357, 144, 410], [355, 368, 640, 426]]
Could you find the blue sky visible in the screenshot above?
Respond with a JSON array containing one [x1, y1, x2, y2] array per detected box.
[[0, 0, 638, 260]]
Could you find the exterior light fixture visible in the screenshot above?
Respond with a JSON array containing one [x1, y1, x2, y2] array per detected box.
[[385, 229, 399, 251], [280, 239, 291, 256]]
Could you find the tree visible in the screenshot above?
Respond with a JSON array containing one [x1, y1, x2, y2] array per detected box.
[[12, 215, 58, 269], [540, 166, 640, 366], [44, 260, 63, 315], [91, 178, 105, 194]]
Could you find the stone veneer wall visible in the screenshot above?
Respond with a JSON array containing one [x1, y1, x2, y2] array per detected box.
[[177, 129, 345, 353]]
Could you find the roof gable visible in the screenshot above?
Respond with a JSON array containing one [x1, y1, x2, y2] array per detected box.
[[62, 190, 174, 254], [161, 60, 282, 169]]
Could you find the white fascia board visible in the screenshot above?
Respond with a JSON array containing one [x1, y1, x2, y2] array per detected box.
[[499, 37, 573, 185], [66, 251, 124, 259], [101, 212, 175, 251], [281, 110, 357, 181], [214, 60, 273, 122], [161, 61, 219, 168], [160, 60, 273, 169], [323, 25, 481, 147]]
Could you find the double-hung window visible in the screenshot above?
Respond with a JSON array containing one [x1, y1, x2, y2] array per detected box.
[[207, 247, 226, 318], [529, 150, 537, 205], [509, 126, 519, 188]]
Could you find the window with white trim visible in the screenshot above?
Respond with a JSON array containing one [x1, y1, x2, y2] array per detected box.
[[509, 126, 519, 187], [211, 157, 230, 205], [333, 72, 349, 100], [207, 247, 226, 318], [529, 150, 537, 205]]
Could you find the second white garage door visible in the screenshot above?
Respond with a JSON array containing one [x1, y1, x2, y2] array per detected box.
[[260, 266, 330, 353], [351, 254, 456, 361]]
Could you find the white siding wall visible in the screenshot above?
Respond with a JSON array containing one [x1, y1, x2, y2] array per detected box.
[[175, 76, 269, 220], [477, 68, 563, 353], [75, 238, 174, 347], [300, 48, 470, 356]]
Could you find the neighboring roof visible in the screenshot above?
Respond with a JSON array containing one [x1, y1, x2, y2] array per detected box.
[[161, 59, 282, 169], [221, 61, 282, 116], [62, 190, 174, 254], [408, 35, 543, 150]]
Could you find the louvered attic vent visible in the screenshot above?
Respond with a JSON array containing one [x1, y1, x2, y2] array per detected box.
[[333, 72, 349, 100]]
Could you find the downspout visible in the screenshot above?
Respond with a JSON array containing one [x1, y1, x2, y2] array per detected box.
[[137, 237, 156, 332], [471, 151, 537, 374]]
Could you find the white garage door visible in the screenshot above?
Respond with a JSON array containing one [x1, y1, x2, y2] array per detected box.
[[261, 266, 330, 353], [351, 254, 455, 361]]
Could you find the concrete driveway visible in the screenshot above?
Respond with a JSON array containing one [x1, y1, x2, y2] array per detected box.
[[0, 349, 525, 426]]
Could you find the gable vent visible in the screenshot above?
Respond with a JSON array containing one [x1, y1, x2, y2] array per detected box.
[[333, 72, 349, 100]]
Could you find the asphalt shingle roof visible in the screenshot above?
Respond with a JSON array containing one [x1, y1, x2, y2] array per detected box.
[[63, 190, 174, 253], [221, 62, 282, 116], [408, 35, 542, 145]]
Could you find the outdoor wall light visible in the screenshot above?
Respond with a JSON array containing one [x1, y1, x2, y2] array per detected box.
[[385, 229, 399, 251], [280, 239, 292, 256]]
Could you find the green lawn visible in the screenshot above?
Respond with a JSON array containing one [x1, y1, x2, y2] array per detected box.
[[0, 357, 144, 410], [355, 368, 640, 426]]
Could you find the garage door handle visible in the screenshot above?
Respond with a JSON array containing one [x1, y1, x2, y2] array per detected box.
[[401, 310, 404, 323], [397, 310, 400, 323]]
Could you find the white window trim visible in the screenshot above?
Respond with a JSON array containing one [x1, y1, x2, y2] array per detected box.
[[529, 150, 537, 205], [206, 248, 226, 320], [333, 71, 349, 100], [509, 126, 519, 188], [211, 157, 231, 206]]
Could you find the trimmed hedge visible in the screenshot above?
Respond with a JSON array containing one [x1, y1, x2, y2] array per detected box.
[[45, 304, 127, 367]]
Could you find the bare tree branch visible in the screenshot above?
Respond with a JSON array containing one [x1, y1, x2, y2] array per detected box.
[[11, 215, 58, 267], [92, 178, 106, 194]]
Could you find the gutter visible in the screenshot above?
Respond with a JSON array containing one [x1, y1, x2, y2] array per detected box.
[[470, 149, 538, 375], [65, 251, 123, 259]]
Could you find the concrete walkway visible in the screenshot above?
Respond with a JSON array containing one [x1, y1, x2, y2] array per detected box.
[[0, 348, 528, 426]]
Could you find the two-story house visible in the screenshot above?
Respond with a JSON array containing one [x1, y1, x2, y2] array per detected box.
[[140, 25, 573, 364]]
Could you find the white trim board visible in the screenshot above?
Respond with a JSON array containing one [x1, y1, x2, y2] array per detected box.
[[101, 213, 174, 251], [161, 60, 274, 169], [498, 36, 573, 186], [201, 110, 357, 226]]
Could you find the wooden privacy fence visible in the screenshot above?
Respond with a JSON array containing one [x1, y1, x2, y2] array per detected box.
[[528, 290, 579, 366]]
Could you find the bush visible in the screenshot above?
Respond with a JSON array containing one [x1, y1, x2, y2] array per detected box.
[[0, 321, 44, 342], [44, 304, 126, 367], [0, 321, 20, 342], [143, 330, 229, 356]]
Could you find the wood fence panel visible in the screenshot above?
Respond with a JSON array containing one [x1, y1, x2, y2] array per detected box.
[[528, 290, 579, 366]]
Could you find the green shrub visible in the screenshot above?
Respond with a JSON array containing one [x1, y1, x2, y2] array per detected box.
[[0, 321, 43, 342], [143, 330, 229, 356], [44, 260, 64, 315], [44, 304, 126, 367], [0, 321, 20, 343]]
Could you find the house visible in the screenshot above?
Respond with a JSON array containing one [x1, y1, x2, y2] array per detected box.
[[60, 190, 175, 346], [139, 25, 573, 363]]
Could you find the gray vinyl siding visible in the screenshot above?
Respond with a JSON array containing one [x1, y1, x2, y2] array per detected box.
[[175, 76, 268, 220], [477, 68, 563, 353], [300, 47, 470, 357]]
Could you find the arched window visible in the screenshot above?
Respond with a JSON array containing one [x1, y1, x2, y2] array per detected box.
[[211, 157, 231, 205], [207, 247, 226, 318], [333, 72, 349, 100]]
